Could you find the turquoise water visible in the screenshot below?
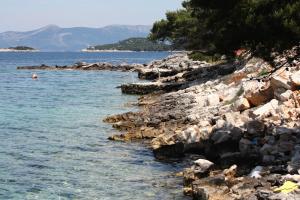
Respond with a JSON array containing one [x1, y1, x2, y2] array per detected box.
[[0, 52, 188, 200]]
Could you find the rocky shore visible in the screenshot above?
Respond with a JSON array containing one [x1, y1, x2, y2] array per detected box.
[[104, 47, 300, 199], [17, 48, 300, 199]]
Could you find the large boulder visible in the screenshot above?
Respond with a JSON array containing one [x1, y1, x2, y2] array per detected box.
[[244, 81, 274, 106]]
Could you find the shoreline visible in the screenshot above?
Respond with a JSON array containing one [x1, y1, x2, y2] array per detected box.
[[104, 47, 300, 199], [0, 49, 39, 52], [17, 48, 300, 199]]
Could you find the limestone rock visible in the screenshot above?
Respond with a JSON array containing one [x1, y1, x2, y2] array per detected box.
[[291, 71, 300, 87], [252, 99, 279, 118], [206, 94, 220, 106], [244, 80, 274, 106], [193, 159, 214, 173], [234, 97, 251, 111]]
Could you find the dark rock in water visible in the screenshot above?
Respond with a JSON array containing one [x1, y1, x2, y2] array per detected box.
[[121, 82, 184, 95], [153, 142, 185, 159], [17, 62, 142, 72]]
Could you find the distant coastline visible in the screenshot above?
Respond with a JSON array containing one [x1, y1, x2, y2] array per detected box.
[[0, 46, 39, 52], [81, 49, 134, 53], [0, 49, 39, 52]]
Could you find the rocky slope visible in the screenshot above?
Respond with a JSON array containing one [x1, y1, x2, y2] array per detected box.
[[104, 46, 300, 199]]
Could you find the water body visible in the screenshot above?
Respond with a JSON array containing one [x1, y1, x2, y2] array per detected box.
[[0, 52, 189, 200]]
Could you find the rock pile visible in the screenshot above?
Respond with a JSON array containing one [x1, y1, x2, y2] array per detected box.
[[105, 46, 300, 199]]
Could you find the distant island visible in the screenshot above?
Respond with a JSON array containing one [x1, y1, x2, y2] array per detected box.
[[0, 46, 38, 52], [82, 38, 172, 52]]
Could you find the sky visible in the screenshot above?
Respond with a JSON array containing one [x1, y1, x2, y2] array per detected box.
[[0, 0, 183, 32]]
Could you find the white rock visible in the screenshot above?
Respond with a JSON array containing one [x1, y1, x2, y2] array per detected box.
[[193, 159, 214, 173], [279, 90, 293, 101], [234, 97, 251, 111], [253, 99, 279, 118], [249, 166, 263, 179], [206, 94, 220, 106], [291, 71, 300, 86]]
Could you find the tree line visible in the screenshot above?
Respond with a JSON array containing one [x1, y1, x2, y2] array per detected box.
[[149, 0, 300, 60]]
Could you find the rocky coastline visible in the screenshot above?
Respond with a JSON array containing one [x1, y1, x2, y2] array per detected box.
[[104, 47, 300, 199], [18, 48, 300, 199]]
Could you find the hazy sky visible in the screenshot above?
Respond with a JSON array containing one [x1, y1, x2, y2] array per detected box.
[[0, 0, 183, 32]]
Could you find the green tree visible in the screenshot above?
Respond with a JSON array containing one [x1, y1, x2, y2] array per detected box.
[[150, 0, 300, 59]]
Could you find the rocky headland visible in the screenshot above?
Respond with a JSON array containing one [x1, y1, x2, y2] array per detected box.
[[104, 47, 300, 199]]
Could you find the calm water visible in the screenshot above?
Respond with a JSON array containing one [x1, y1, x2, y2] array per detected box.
[[0, 52, 189, 200]]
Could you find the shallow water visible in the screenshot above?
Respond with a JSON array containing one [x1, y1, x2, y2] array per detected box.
[[0, 52, 189, 200]]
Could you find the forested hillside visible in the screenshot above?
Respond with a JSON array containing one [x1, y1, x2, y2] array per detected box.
[[87, 38, 172, 51]]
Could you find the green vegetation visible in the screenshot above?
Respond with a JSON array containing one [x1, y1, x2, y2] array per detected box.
[[150, 0, 300, 60], [87, 38, 172, 51], [8, 46, 36, 50]]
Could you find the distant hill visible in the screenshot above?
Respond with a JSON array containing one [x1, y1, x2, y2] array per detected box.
[[9, 46, 36, 50], [0, 25, 151, 52], [85, 38, 172, 51]]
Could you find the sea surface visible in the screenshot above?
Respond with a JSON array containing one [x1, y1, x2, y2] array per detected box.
[[0, 52, 189, 200]]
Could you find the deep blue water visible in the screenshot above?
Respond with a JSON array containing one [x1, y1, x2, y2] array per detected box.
[[0, 52, 188, 200]]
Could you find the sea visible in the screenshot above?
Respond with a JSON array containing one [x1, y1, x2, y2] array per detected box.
[[0, 52, 190, 200]]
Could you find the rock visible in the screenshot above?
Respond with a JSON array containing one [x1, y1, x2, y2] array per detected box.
[[278, 90, 293, 101], [282, 174, 300, 183], [263, 155, 276, 164], [246, 120, 266, 135], [234, 97, 251, 111], [206, 94, 220, 106], [249, 166, 263, 179], [239, 138, 254, 154], [223, 165, 237, 179], [260, 143, 276, 155], [287, 146, 300, 174], [270, 68, 292, 90], [291, 71, 300, 87], [244, 80, 274, 106], [252, 99, 279, 118], [193, 159, 214, 174]]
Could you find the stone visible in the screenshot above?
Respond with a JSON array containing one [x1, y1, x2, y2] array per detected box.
[[234, 97, 251, 111], [271, 72, 292, 90], [279, 90, 293, 101], [291, 71, 300, 87], [239, 138, 253, 155], [249, 166, 263, 179], [244, 80, 274, 106], [260, 144, 274, 155], [263, 155, 276, 164], [282, 174, 300, 183], [223, 165, 237, 178], [252, 99, 279, 118], [193, 159, 214, 173], [246, 120, 266, 135], [206, 94, 220, 106]]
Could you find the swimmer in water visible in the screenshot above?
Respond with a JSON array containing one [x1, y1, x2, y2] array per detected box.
[[32, 73, 38, 79]]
